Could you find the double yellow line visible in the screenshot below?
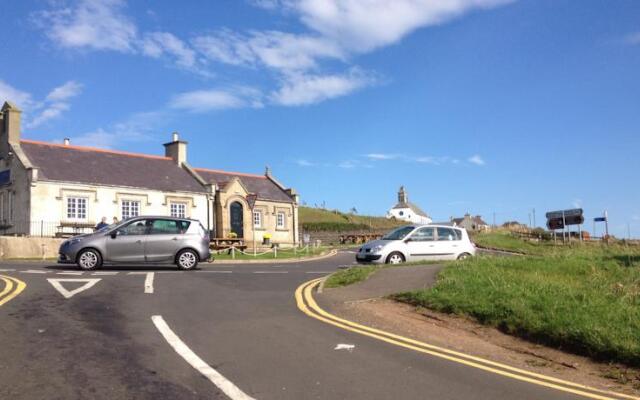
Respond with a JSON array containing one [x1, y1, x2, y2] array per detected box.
[[0, 274, 26, 307], [296, 278, 638, 400]]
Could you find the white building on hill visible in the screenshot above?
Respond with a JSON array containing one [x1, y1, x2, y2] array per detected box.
[[386, 186, 432, 225]]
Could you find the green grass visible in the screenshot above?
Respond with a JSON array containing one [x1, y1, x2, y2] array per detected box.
[[299, 206, 404, 231], [212, 246, 328, 260], [471, 231, 554, 255], [392, 243, 640, 366], [325, 265, 380, 288]]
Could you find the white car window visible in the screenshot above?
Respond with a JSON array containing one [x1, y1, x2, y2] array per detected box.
[[437, 227, 459, 241], [410, 227, 435, 241]]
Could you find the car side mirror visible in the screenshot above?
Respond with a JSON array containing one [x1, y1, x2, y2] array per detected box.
[[109, 231, 119, 239], [404, 237, 412, 243]]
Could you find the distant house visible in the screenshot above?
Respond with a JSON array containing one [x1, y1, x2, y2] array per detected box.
[[451, 214, 489, 232], [0, 102, 299, 246], [386, 186, 432, 225]]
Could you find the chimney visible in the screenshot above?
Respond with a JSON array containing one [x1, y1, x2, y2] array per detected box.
[[163, 131, 188, 164], [63, 138, 70, 146], [1, 102, 21, 159], [398, 186, 408, 204]]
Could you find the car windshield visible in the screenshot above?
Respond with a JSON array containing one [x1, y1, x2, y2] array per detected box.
[[382, 226, 415, 240], [96, 223, 117, 233]]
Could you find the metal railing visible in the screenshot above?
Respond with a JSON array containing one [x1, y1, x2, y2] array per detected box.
[[0, 220, 97, 238]]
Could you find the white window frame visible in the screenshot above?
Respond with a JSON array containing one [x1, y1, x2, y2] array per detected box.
[[276, 211, 286, 229], [170, 202, 187, 218], [121, 200, 141, 220], [66, 196, 88, 221], [253, 210, 263, 228]]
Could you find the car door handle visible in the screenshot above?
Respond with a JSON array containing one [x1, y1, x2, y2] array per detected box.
[[172, 237, 178, 241], [136, 240, 143, 244]]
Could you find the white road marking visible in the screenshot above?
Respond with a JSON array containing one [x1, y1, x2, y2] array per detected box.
[[199, 271, 233, 273], [253, 271, 288, 274], [20, 270, 49, 274], [305, 271, 328, 274], [0, 269, 15, 272], [144, 272, 154, 294], [127, 271, 149, 275], [57, 271, 84, 276], [47, 278, 101, 299], [151, 315, 255, 400], [92, 271, 119, 275], [334, 344, 356, 352]]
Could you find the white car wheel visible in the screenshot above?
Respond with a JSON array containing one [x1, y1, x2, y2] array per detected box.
[[386, 252, 405, 264], [177, 250, 198, 270]]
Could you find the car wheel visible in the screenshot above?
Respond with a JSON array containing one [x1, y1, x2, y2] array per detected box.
[[77, 249, 102, 270], [386, 252, 405, 265], [457, 252, 471, 260], [176, 249, 199, 270]]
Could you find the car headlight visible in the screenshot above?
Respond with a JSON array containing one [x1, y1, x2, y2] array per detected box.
[[371, 245, 384, 254]]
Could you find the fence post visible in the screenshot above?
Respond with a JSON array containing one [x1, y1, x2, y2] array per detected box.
[[231, 247, 235, 260], [40, 220, 44, 238], [274, 246, 278, 258]]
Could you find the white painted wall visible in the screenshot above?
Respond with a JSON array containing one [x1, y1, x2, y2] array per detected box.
[[387, 207, 432, 225], [29, 180, 211, 235]]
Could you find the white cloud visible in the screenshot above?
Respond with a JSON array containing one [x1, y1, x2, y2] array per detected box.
[[287, 0, 513, 52], [142, 32, 197, 69], [271, 68, 375, 106], [572, 199, 583, 209], [468, 154, 485, 166], [36, 0, 137, 52], [170, 87, 263, 112], [0, 80, 33, 109], [46, 80, 83, 101], [338, 160, 358, 169], [71, 110, 164, 149], [366, 153, 399, 160], [296, 159, 316, 167], [624, 32, 640, 45], [27, 102, 70, 129]]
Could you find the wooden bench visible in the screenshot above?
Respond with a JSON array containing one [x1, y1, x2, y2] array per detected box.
[[210, 238, 248, 253], [56, 222, 96, 238]]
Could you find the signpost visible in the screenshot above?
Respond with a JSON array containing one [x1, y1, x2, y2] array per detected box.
[[593, 212, 608, 241], [546, 208, 584, 242]]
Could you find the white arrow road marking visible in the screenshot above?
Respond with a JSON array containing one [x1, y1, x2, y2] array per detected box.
[[20, 270, 49, 274], [152, 315, 255, 400], [0, 269, 15, 272], [92, 271, 119, 275], [57, 271, 84, 275], [334, 344, 356, 352], [144, 272, 154, 294], [47, 278, 101, 299]]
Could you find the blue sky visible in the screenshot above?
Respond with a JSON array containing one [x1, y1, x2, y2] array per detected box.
[[1, 0, 639, 237]]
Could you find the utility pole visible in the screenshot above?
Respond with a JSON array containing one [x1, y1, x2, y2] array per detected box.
[[492, 212, 496, 229], [532, 208, 536, 228], [604, 210, 609, 243], [528, 213, 532, 229]]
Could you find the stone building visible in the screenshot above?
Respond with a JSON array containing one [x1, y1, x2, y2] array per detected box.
[[0, 101, 299, 246], [386, 186, 432, 225]]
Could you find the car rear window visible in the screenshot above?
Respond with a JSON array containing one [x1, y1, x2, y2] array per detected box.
[[437, 227, 459, 241], [150, 219, 190, 234]]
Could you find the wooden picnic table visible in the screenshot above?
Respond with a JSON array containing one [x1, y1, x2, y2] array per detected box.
[[210, 238, 248, 252]]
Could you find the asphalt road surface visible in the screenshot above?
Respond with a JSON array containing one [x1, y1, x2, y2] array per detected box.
[[0, 251, 593, 399]]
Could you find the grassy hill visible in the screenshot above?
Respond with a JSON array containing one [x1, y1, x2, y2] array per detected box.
[[299, 206, 403, 232]]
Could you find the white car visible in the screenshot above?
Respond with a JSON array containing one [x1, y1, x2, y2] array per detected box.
[[356, 224, 476, 264]]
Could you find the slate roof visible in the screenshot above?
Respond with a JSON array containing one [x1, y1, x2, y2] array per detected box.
[[21, 140, 205, 193], [195, 168, 293, 202], [19, 140, 295, 203], [452, 215, 488, 226], [392, 201, 430, 218]]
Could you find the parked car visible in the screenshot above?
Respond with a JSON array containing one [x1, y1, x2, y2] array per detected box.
[[58, 216, 211, 270], [356, 224, 476, 264]]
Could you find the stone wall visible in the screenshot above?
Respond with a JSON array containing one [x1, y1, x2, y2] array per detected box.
[[0, 236, 63, 259], [301, 230, 385, 246]]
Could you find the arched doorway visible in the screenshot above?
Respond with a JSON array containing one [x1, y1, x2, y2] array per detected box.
[[230, 201, 244, 238]]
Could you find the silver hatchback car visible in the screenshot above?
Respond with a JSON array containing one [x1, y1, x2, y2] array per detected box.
[[58, 216, 211, 270]]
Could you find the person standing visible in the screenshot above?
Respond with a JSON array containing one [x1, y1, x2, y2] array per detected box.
[[95, 217, 109, 231], [113, 216, 119, 225]]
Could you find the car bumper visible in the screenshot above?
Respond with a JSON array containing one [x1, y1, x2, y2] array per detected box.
[[355, 254, 383, 263], [58, 252, 75, 264]]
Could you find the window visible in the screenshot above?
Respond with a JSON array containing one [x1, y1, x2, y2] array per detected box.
[[382, 226, 415, 240], [67, 197, 87, 220], [410, 227, 435, 241], [437, 227, 459, 241], [118, 219, 150, 235], [150, 219, 190, 235], [253, 210, 262, 228], [170, 202, 187, 218], [276, 211, 286, 229], [121, 200, 140, 220]]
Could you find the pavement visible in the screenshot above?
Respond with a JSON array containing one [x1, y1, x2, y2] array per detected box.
[[0, 250, 625, 400]]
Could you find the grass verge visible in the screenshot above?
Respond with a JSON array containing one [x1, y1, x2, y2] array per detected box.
[[324, 265, 380, 288], [212, 247, 328, 260], [392, 243, 640, 366]]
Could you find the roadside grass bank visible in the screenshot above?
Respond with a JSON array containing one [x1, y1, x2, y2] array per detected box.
[[472, 231, 553, 255], [392, 243, 640, 366], [324, 260, 446, 289]]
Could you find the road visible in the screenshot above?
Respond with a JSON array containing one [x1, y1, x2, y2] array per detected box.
[[0, 251, 605, 399]]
